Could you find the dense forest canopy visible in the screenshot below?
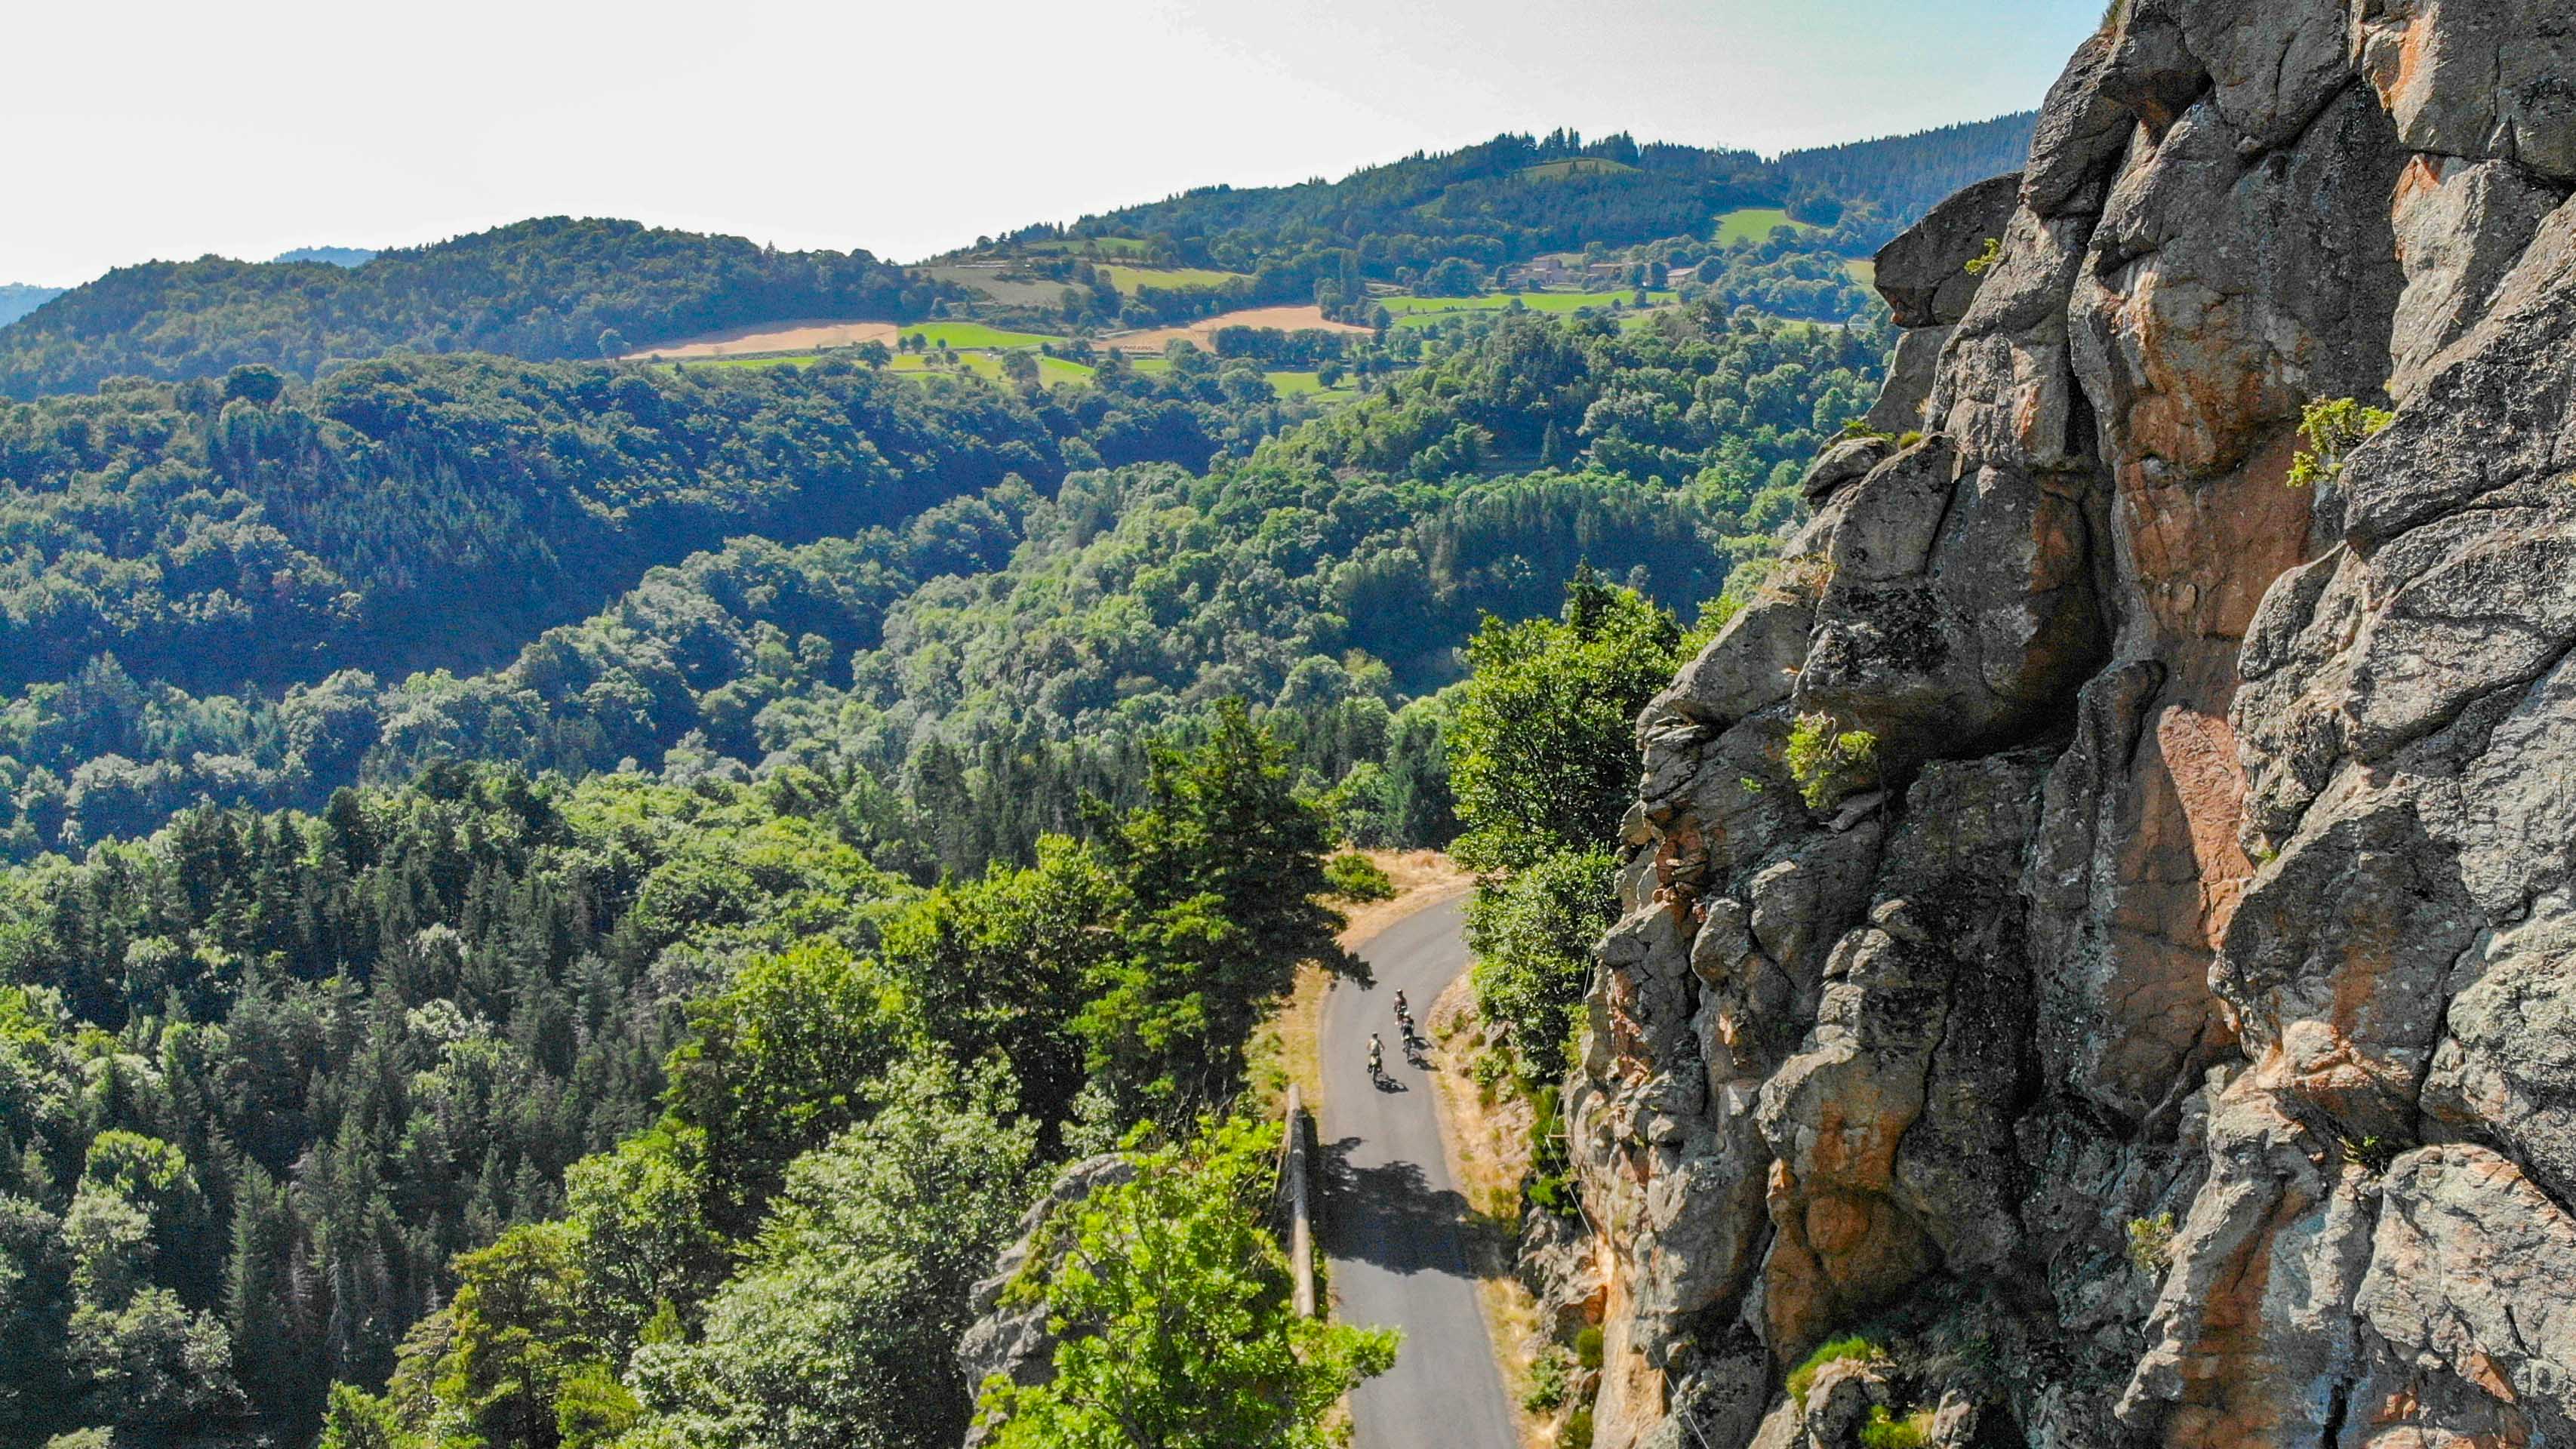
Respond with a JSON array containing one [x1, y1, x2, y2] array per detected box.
[[0, 220, 940, 399], [0, 349, 1283, 700], [0, 300, 1879, 865]]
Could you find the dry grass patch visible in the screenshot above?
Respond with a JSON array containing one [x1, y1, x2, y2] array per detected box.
[[1100, 304, 1371, 354], [624, 318, 897, 359]]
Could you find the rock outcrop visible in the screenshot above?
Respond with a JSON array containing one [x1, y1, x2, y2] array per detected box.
[[1544, 4, 2576, 1445]]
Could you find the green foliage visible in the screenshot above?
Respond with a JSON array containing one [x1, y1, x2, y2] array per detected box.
[[437, 1222, 602, 1449], [663, 942, 920, 1232], [620, 1060, 1042, 1449], [1465, 851, 1617, 1080], [316, 1381, 404, 1449], [1323, 851, 1397, 901], [1558, 1408, 1596, 1448], [1785, 712, 1881, 808], [0, 761, 906, 1435], [1861, 1405, 1935, 1449], [978, 1117, 1398, 1448], [1523, 1345, 1574, 1411], [1448, 574, 1685, 873], [1080, 701, 1346, 1122], [1787, 1335, 1886, 1407], [1574, 1324, 1605, 1371], [2287, 396, 2396, 489], [1963, 236, 2003, 275], [2125, 1212, 2177, 1275]]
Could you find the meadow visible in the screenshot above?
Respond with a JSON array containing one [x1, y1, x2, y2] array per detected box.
[[1100, 263, 1247, 294], [902, 321, 1065, 349], [1713, 206, 1816, 245]]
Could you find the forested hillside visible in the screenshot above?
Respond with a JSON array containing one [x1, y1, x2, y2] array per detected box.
[[0, 112, 1907, 1449], [973, 118, 2033, 288], [0, 301, 1877, 864], [0, 350, 1273, 699], [1772, 111, 2039, 223], [0, 220, 938, 399]]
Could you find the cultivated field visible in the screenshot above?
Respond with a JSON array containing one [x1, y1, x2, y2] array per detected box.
[[625, 318, 899, 360], [1101, 305, 1369, 353]]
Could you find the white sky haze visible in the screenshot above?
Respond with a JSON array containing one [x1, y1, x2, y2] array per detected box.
[[4, 0, 2101, 285]]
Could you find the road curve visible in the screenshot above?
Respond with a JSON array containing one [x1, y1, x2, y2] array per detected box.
[[1319, 893, 1518, 1449]]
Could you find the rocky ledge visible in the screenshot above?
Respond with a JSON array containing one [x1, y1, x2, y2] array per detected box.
[[1544, 3, 2576, 1445]]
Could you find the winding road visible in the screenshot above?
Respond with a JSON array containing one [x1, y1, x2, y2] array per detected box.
[[1319, 893, 1519, 1449]]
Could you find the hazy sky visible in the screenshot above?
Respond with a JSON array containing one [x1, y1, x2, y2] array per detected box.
[[6, 0, 2100, 285]]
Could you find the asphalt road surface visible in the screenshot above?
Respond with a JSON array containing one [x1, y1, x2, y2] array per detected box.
[[1319, 893, 1519, 1449]]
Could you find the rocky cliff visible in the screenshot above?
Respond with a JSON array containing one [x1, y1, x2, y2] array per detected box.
[[1545, 3, 2576, 1445]]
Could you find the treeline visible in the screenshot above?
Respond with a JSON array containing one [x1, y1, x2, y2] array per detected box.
[[0, 219, 944, 399]]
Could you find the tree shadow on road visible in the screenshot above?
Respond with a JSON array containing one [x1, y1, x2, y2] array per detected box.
[[1314, 1137, 1486, 1279]]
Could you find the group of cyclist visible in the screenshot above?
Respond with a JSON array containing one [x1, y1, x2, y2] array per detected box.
[[1365, 989, 1418, 1083]]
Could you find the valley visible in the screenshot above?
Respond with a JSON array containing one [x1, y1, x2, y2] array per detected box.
[[17, 5, 2568, 1448]]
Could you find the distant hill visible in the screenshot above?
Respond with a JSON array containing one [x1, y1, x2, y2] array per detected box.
[[1774, 112, 2039, 226], [953, 120, 2036, 324], [0, 284, 65, 328], [975, 130, 1777, 273], [0, 217, 942, 399], [269, 244, 377, 266]]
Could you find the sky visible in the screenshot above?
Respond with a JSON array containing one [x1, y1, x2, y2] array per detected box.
[[4, 0, 2101, 286]]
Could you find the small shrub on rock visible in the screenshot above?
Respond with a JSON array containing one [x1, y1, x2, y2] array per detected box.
[[1786, 712, 1881, 808]]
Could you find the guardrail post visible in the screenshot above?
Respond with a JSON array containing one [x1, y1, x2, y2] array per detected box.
[[1284, 1084, 1316, 1318]]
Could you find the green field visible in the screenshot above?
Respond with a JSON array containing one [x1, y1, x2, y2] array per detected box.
[[1264, 370, 1357, 399], [1383, 291, 1678, 327], [900, 321, 1064, 350], [1715, 207, 1817, 245], [1843, 258, 1878, 285], [1100, 263, 1246, 295]]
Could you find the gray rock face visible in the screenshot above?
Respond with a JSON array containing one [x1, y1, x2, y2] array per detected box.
[[1872, 173, 2023, 328], [1548, 6, 2576, 1447], [954, 1155, 1134, 1446]]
